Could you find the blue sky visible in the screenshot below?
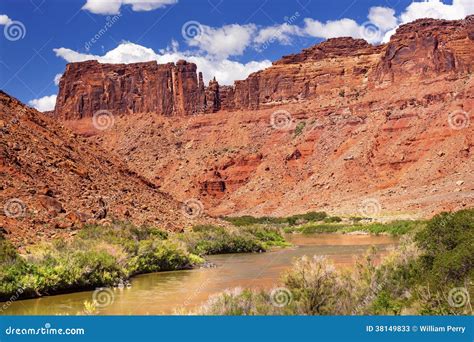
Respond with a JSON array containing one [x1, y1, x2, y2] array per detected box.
[[0, 0, 472, 111]]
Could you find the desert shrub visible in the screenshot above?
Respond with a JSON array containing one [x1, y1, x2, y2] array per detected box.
[[181, 225, 288, 255], [128, 240, 195, 275], [224, 212, 328, 227], [349, 216, 365, 223], [223, 216, 285, 226], [293, 121, 306, 138], [283, 256, 342, 315], [287, 212, 328, 225], [0, 248, 125, 300], [0, 236, 20, 265], [180, 227, 265, 255], [342, 220, 422, 236], [79, 223, 168, 243], [324, 216, 342, 223], [241, 226, 288, 248], [196, 288, 283, 315], [191, 224, 222, 232], [415, 209, 474, 285]]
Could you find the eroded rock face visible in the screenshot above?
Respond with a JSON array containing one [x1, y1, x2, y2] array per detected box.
[[53, 17, 474, 219], [55, 17, 474, 119], [374, 17, 474, 84], [55, 60, 209, 119]]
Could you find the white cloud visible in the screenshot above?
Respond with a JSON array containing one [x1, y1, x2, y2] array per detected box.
[[0, 14, 12, 25], [28, 95, 57, 112], [368, 7, 398, 31], [52, 0, 474, 90], [254, 23, 303, 46], [383, 0, 474, 42], [256, 1, 473, 45], [54, 42, 271, 86], [186, 24, 257, 59], [303, 18, 362, 40], [82, 0, 177, 15], [54, 73, 63, 86]]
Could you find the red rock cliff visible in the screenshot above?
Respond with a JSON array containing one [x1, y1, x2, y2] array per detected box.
[[55, 16, 474, 118], [55, 60, 211, 119]]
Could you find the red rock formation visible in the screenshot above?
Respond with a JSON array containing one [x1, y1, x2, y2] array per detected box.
[[55, 17, 474, 120], [204, 78, 220, 113], [55, 60, 207, 119], [55, 17, 474, 219], [374, 17, 474, 84]]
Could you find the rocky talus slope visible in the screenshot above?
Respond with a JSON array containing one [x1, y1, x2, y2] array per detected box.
[[52, 17, 474, 219], [0, 91, 214, 246]]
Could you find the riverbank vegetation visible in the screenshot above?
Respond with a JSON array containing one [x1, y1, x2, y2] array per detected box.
[[0, 222, 286, 301], [196, 208, 474, 315], [283, 220, 423, 236], [2, 208, 470, 312], [226, 212, 422, 236]]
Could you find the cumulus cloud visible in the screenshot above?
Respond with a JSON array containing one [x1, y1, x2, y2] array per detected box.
[[250, 8, 399, 45], [186, 24, 257, 59], [253, 0, 473, 46], [82, 0, 177, 15], [254, 23, 303, 46], [28, 95, 57, 112], [368, 7, 398, 31], [0, 14, 12, 25], [303, 18, 362, 40], [52, 0, 474, 88], [54, 42, 271, 85]]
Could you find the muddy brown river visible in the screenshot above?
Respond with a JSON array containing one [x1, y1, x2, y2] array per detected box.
[[2, 234, 398, 315]]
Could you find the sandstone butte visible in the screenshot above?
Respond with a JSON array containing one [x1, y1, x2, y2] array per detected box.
[[2, 17, 474, 245]]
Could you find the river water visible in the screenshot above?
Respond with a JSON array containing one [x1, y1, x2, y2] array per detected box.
[[3, 234, 397, 315]]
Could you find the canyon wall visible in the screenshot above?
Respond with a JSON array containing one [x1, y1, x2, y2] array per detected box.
[[53, 17, 474, 219], [55, 16, 474, 119]]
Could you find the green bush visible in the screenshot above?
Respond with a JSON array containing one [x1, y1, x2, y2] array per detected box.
[[224, 212, 328, 227], [324, 216, 342, 223], [293, 121, 306, 138], [342, 220, 422, 236], [129, 240, 194, 274], [180, 227, 265, 255], [416, 209, 474, 284], [196, 208, 474, 315], [223, 216, 285, 226], [0, 237, 20, 265]]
